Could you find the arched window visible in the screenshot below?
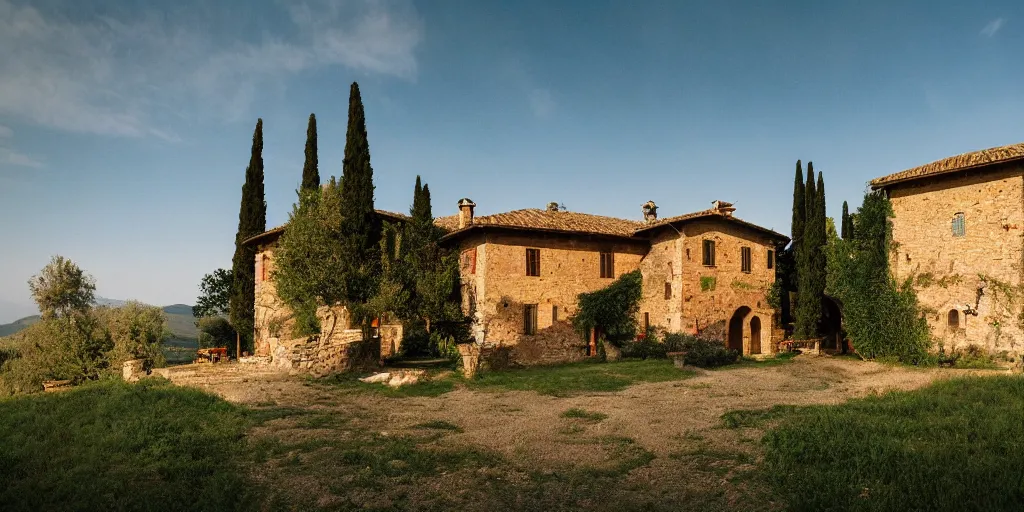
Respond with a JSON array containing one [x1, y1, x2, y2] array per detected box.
[[947, 309, 959, 329], [951, 213, 965, 237]]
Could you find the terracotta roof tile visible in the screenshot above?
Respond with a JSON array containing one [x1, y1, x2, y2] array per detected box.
[[634, 209, 788, 241], [442, 209, 644, 239], [871, 141, 1024, 188]]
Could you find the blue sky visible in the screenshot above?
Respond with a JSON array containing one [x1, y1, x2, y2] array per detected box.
[[1, 0, 1022, 322]]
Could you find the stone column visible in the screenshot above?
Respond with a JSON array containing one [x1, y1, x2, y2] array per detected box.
[[122, 359, 145, 383], [457, 343, 481, 378]]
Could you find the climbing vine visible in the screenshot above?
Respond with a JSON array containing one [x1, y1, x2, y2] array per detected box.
[[825, 192, 932, 364], [572, 270, 642, 348]]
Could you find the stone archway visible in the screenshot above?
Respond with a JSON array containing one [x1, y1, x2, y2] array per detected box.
[[750, 316, 762, 354], [728, 306, 751, 353]]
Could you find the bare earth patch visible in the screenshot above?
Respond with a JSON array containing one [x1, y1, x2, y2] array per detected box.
[[169, 355, 1008, 511]]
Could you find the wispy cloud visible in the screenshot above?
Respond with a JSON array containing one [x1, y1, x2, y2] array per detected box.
[[981, 18, 1004, 37], [0, 0, 424, 139], [0, 147, 43, 169]]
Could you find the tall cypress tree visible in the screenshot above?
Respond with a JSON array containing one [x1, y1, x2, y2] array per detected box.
[[842, 200, 855, 239], [230, 118, 267, 354], [339, 82, 381, 313], [795, 163, 820, 339], [301, 113, 319, 193], [813, 169, 827, 300]]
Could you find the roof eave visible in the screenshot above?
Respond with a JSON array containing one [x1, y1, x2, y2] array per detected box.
[[871, 155, 1024, 190]]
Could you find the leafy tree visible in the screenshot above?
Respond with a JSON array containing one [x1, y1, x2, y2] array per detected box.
[[94, 301, 167, 371], [192, 269, 232, 319], [338, 82, 381, 321], [229, 119, 267, 354], [573, 270, 643, 347], [301, 113, 319, 193], [273, 179, 347, 336], [197, 316, 237, 349], [27, 255, 95, 319], [826, 192, 931, 363]]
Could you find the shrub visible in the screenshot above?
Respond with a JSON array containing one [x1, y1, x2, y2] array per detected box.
[[572, 270, 643, 347], [620, 339, 668, 360], [95, 302, 167, 372], [663, 333, 739, 368], [197, 316, 237, 349]]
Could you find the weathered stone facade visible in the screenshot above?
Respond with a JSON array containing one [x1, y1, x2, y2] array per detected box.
[[880, 161, 1024, 356], [452, 203, 786, 363]]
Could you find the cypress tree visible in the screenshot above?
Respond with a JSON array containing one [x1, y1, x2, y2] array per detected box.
[[843, 200, 851, 238], [795, 163, 819, 339], [301, 113, 319, 192], [339, 82, 381, 313], [791, 160, 806, 248], [230, 118, 267, 355]]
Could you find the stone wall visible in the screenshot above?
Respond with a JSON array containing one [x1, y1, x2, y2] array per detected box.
[[887, 163, 1024, 356], [254, 243, 295, 357], [266, 306, 380, 376], [639, 219, 778, 355], [458, 230, 648, 364]]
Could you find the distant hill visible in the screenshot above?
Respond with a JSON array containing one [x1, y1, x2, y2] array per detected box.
[[0, 303, 198, 340]]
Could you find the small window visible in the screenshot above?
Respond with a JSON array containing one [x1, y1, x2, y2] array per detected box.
[[526, 248, 541, 276], [600, 252, 615, 278], [552, 305, 559, 324], [952, 213, 965, 237], [702, 240, 716, 266], [524, 304, 538, 335], [947, 309, 960, 329], [741, 247, 752, 273], [260, 254, 269, 282], [664, 282, 672, 300], [767, 249, 774, 269], [643, 312, 650, 333]]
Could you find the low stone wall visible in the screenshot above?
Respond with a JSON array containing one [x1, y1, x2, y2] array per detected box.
[[268, 330, 380, 377]]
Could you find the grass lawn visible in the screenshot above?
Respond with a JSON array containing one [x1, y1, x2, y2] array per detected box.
[[0, 378, 257, 511], [755, 375, 1024, 511]]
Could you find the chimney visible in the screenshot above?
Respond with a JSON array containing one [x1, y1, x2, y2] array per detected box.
[[546, 202, 560, 213], [642, 200, 658, 223], [458, 198, 476, 228], [712, 200, 736, 217]]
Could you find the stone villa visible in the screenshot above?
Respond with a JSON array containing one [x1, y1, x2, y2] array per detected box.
[[871, 141, 1024, 357], [244, 198, 787, 370]]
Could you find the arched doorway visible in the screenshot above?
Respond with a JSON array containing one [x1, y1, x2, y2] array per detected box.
[[728, 306, 751, 353], [821, 296, 844, 352], [750, 316, 762, 354]]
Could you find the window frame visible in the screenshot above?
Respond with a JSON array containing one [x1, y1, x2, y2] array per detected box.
[[524, 304, 538, 335], [664, 282, 672, 300], [552, 305, 559, 324], [600, 251, 615, 278], [741, 246, 752, 273], [702, 240, 716, 267], [526, 248, 541, 276], [952, 212, 965, 238], [767, 249, 774, 270]]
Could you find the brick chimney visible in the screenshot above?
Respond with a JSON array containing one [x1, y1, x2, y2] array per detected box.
[[642, 200, 658, 223], [711, 200, 736, 217], [458, 198, 476, 229]]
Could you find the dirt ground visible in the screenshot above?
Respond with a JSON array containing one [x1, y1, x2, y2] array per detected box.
[[169, 356, 1008, 511]]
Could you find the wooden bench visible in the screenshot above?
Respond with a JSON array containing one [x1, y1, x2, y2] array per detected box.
[[195, 347, 229, 364], [777, 338, 822, 355]]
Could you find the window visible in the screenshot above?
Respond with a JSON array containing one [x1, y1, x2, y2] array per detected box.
[[702, 240, 716, 266], [461, 247, 477, 274], [664, 282, 672, 300], [767, 249, 774, 269], [952, 213, 965, 237], [643, 312, 650, 333], [526, 248, 541, 276], [947, 309, 960, 329], [741, 247, 752, 273], [524, 304, 538, 335], [552, 305, 559, 324], [600, 252, 615, 278], [260, 254, 269, 282]]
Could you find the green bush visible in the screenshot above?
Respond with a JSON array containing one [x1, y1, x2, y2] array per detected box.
[[663, 333, 739, 368], [620, 338, 668, 360], [572, 270, 643, 347]]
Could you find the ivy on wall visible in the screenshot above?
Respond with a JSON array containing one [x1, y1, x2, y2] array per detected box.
[[572, 270, 643, 348]]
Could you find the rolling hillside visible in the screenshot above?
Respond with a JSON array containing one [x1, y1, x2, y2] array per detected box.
[[0, 304, 199, 340]]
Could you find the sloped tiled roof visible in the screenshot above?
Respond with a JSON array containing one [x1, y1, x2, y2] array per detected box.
[[434, 214, 461, 232], [871, 141, 1024, 188], [441, 209, 644, 239], [634, 209, 788, 241]]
